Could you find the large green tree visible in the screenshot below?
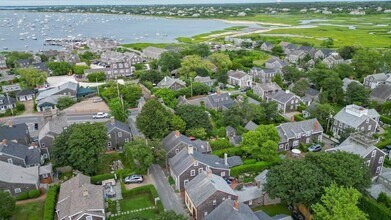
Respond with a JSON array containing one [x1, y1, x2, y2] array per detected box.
[[292, 79, 310, 97], [312, 183, 367, 220], [333, 63, 356, 79], [222, 103, 265, 128], [0, 191, 16, 219], [16, 67, 47, 87], [175, 105, 212, 132], [319, 76, 344, 104], [158, 51, 182, 72], [241, 125, 280, 161], [177, 55, 214, 78], [5, 51, 32, 68], [208, 53, 232, 74], [125, 138, 154, 172], [52, 123, 108, 175], [181, 44, 211, 58], [282, 66, 305, 83], [154, 88, 178, 109], [47, 61, 72, 76], [345, 82, 370, 106], [265, 159, 331, 206], [109, 98, 128, 122], [136, 99, 173, 139], [352, 48, 382, 79]]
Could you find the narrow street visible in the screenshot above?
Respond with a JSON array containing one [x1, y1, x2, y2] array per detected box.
[[149, 164, 187, 215]]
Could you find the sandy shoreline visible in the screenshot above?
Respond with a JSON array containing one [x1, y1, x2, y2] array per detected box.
[[214, 18, 292, 27]]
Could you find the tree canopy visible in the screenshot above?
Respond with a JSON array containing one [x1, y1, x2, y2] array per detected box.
[[241, 125, 280, 161], [52, 122, 108, 175], [125, 138, 154, 172], [47, 61, 72, 76], [345, 82, 370, 106], [158, 51, 182, 72], [177, 55, 214, 79], [208, 53, 232, 74], [0, 191, 16, 219], [222, 102, 265, 128], [312, 183, 367, 220], [109, 98, 128, 122], [175, 105, 212, 133], [352, 48, 382, 79], [16, 67, 47, 87]]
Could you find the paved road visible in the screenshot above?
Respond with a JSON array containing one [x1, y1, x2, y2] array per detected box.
[[149, 164, 186, 215], [1, 113, 107, 125]]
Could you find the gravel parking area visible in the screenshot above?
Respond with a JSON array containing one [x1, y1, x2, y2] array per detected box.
[[64, 96, 109, 114], [124, 175, 153, 190]]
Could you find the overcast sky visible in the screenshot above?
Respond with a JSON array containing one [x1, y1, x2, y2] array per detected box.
[[0, 0, 374, 6]]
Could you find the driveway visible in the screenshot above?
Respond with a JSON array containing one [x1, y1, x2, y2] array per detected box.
[[149, 164, 186, 215], [63, 96, 109, 114], [124, 175, 153, 190]]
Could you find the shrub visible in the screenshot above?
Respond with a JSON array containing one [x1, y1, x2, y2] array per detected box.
[[90, 173, 115, 185], [380, 115, 391, 125], [56, 96, 75, 110], [246, 90, 262, 102], [28, 189, 41, 199], [212, 147, 245, 158], [210, 138, 232, 150], [243, 159, 257, 165], [122, 184, 154, 198], [15, 102, 25, 112], [359, 195, 391, 220], [150, 185, 159, 199], [294, 114, 304, 121], [16, 192, 29, 201], [230, 161, 274, 177], [156, 200, 164, 212], [44, 185, 60, 220], [217, 127, 226, 138], [87, 72, 106, 82], [377, 192, 391, 208]]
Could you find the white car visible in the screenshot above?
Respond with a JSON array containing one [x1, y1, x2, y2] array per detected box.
[[93, 112, 108, 119]]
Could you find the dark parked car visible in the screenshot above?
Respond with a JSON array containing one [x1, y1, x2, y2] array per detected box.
[[124, 174, 143, 184], [308, 144, 322, 152], [292, 210, 304, 220]]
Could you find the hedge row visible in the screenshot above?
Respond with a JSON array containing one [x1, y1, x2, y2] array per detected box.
[[230, 161, 274, 177], [246, 90, 262, 102], [212, 147, 245, 158], [91, 173, 115, 185], [359, 196, 391, 220], [122, 184, 157, 199], [380, 115, 391, 125], [210, 138, 233, 150], [16, 189, 41, 201], [294, 114, 305, 121], [43, 185, 60, 220]]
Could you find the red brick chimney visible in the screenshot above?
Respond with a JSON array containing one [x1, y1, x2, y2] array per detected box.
[[233, 200, 239, 211], [8, 120, 12, 128], [314, 120, 319, 130]]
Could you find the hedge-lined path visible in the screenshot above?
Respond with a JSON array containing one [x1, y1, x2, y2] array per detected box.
[[16, 193, 47, 205], [110, 206, 157, 217]]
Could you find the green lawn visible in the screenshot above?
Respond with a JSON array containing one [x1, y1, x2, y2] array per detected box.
[[121, 42, 172, 50], [96, 152, 121, 174], [12, 201, 45, 220], [253, 203, 291, 217], [176, 26, 247, 43], [111, 193, 158, 219]]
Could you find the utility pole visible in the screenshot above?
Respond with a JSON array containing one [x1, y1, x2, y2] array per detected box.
[[96, 77, 100, 95], [190, 78, 193, 97], [6, 92, 14, 115]]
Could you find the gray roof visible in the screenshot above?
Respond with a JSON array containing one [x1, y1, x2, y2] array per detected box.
[[39, 163, 53, 175], [0, 161, 39, 185], [37, 95, 70, 107], [342, 78, 361, 91], [257, 82, 281, 92], [254, 169, 269, 184], [39, 113, 69, 141], [236, 186, 262, 203], [206, 199, 258, 220], [105, 119, 131, 134], [194, 76, 215, 84], [0, 95, 16, 106], [367, 73, 389, 82], [36, 81, 78, 101], [228, 70, 248, 79], [156, 76, 186, 89], [0, 123, 29, 142], [327, 135, 385, 158], [368, 167, 391, 198], [207, 93, 235, 109], [333, 105, 380, 128], [2, 84, 21, 92], [244, 121, 258, 131], [371, 84, 391, 102], [254, 210, 273, 220], [185, 171, 237, 207], [162, 131, 210, 154], [271, 90, 300, 104], [248, 97, 260, 105], [305, 88, 320, 97], [0, 141, 41, 166], [56, 174, 104, 220], [277, 118, 324, 143], [16, 89, 35, 97]]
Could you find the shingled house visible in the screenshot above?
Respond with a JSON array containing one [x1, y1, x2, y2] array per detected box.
[[56, 174, 105, 220], [169, 146, 242, 191], [270, 90, 302, 114], [162, 131, 211, 164], [38, 111, 69, 151], [105, 117, 132, 151], [0, 161, 39, 196], [276, 118, 324, 151], [185, 171, 238, 220], [0, 122, 31, 146], [156, 76, 186, 91], [0, 139, 43, 167], [227, 70, 253, 89], [206, 199, 259, 220]]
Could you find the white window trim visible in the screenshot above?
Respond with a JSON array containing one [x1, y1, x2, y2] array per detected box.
[[190, 170, 196, 177], [14, 188, 21, 193], [118, 132, 122, 137]]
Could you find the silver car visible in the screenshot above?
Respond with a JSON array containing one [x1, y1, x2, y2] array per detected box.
[[124, 174, 143, 184]]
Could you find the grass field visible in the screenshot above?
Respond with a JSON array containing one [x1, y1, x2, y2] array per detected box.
[[111, 193, 158, 219], [121, 42, 172, 50], [253, 203, 291, 217], [13, 201, 45, 220], [176, 26, 247, 43]]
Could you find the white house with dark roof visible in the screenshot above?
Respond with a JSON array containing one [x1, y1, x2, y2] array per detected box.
[[332, 104, 379, 138], [184, 171, 238, 220], [276, 118, 324, 151], [38, 111, 68, 152], [326, 133, 386, 178], [169, 146, 242, 191], [227, 70, 253, 89], [56, 174, 105, 220]]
